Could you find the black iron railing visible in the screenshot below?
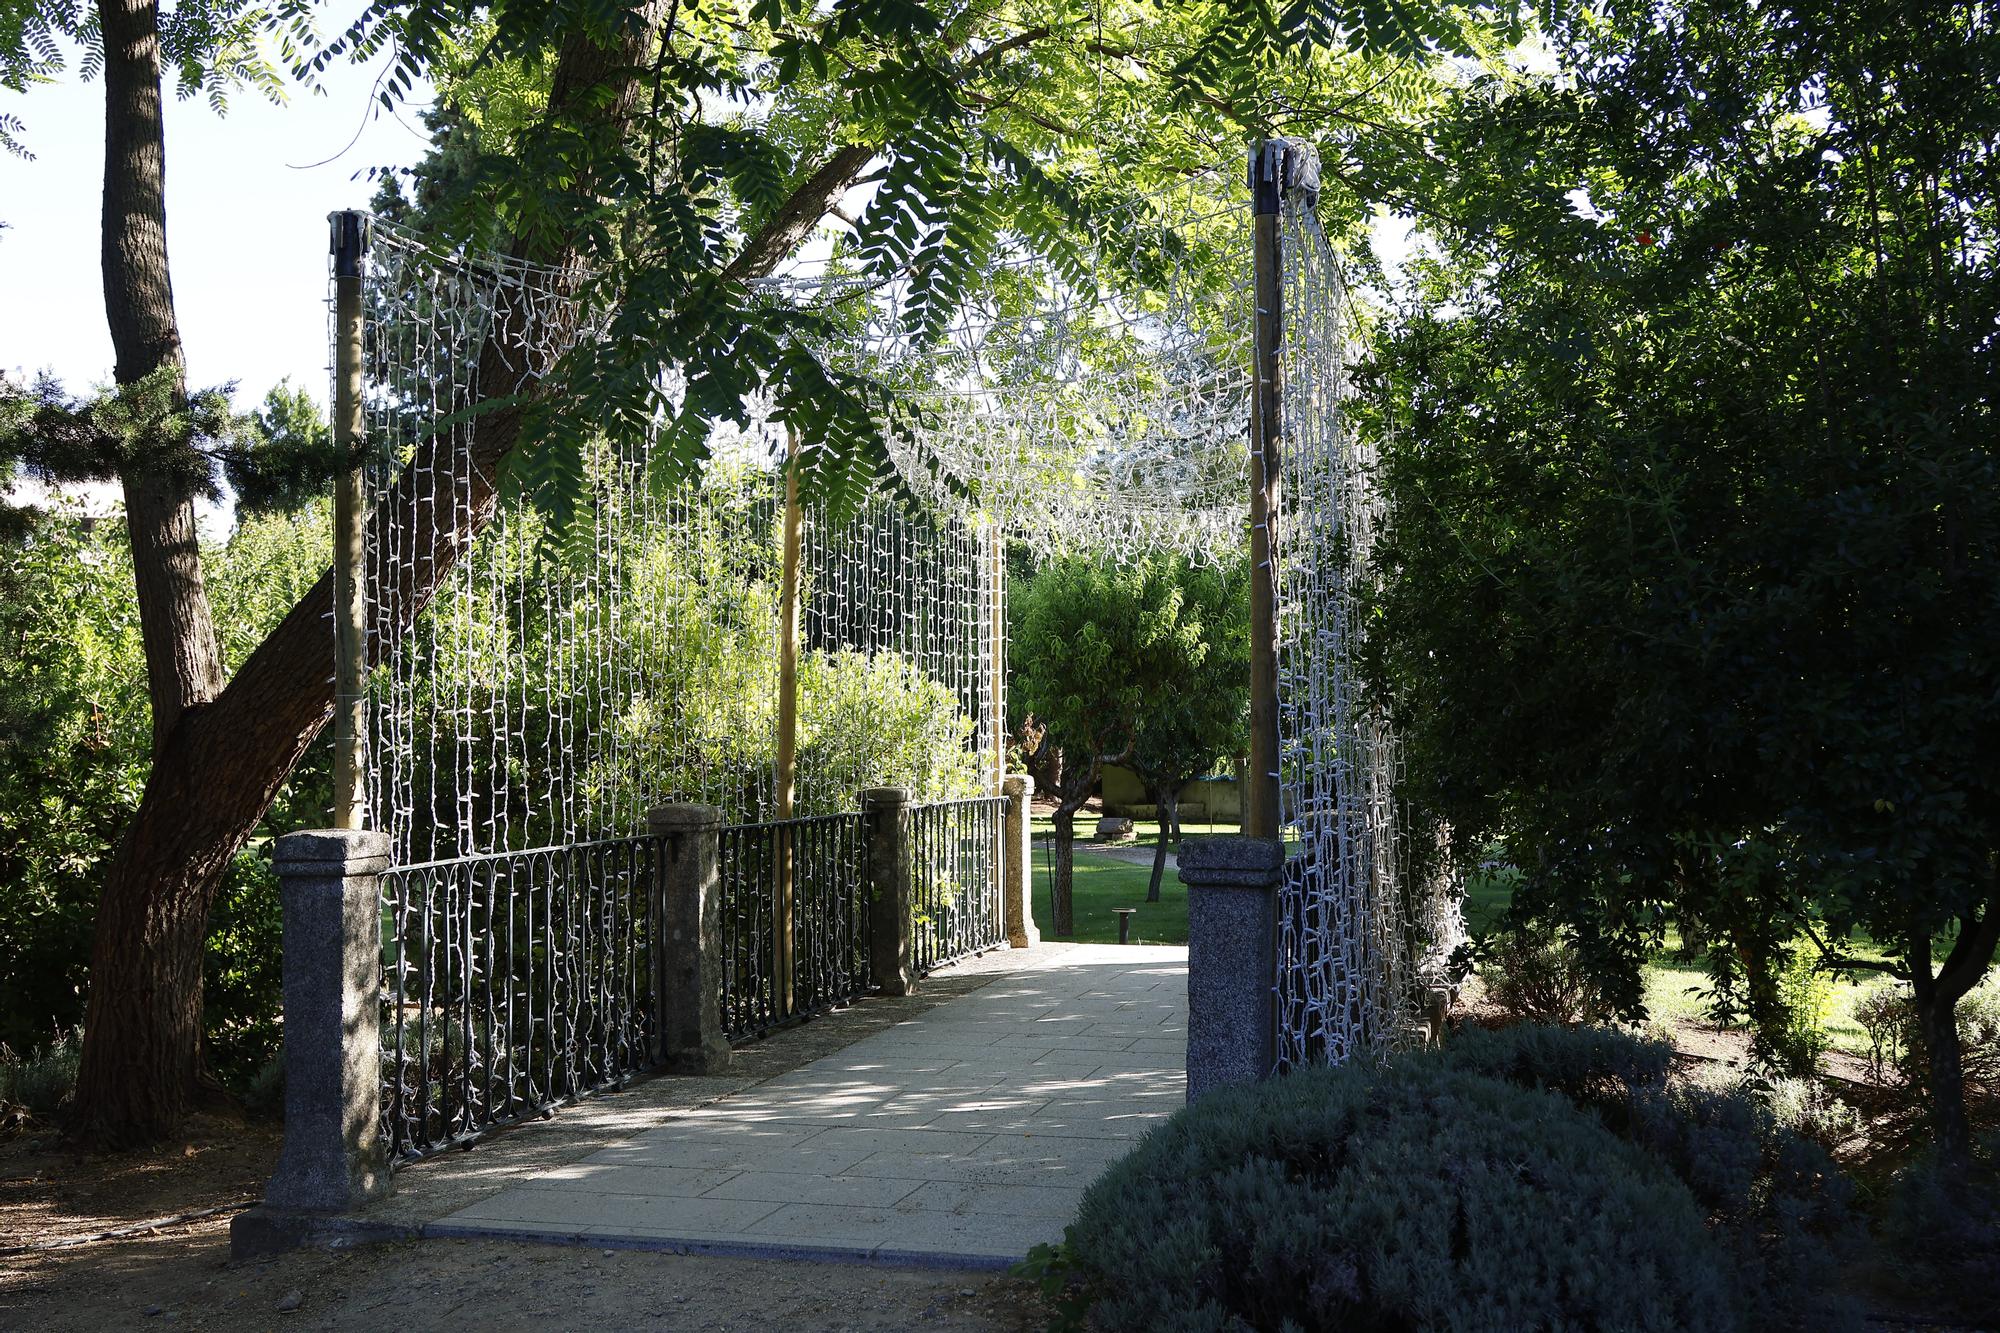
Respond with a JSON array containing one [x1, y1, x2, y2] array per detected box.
[[716, 812, 870, 1043], [909, 796, 1007, 973], [378, 833, 666, 1161], [376, 799, 1005, 1162]]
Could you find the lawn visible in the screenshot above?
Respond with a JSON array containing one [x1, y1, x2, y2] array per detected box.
[[1030, 822, 1191, 946]]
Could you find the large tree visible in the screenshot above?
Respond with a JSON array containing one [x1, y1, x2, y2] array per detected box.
[[1013, 554, 1222, 935], [1125, 557, 1248, 902], [1367, 0, 2000, 1164]]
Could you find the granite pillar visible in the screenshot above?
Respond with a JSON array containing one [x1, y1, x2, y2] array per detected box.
[[1179, 835, 1283, 1102]]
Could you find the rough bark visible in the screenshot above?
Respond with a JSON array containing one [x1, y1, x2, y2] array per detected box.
[[1047, 759, 1101, 939], [68, 0, 231, 1143], [1050, 807, 1078, 939]]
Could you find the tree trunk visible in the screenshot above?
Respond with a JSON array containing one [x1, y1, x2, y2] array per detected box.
[[1914, 977, 1973, 1170], [1146, 786, 1180, 904], [1909, 897, 2000, 1172], [68, 0, 232, 1144], [68, 7, 676, 1145], [1051, 805, 1078, 937]]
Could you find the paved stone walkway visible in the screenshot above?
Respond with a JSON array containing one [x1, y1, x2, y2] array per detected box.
[[426, 944, 1186, 1266]]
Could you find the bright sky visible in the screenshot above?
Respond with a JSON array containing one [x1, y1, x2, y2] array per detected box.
[[0, 50, 435, 411]]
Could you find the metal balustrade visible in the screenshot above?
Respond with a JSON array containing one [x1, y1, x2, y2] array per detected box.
[[909, 796, 1008, 973], [378, 833, 665, 1161], [716, 812, 870, 1042], [376, 799, 1002, 1162]]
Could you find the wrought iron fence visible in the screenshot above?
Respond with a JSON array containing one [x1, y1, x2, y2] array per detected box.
[[375, 799, 1002, 1161], [909, 796, 1007, 973], [378, 833, 666, 1161], [717, 812, 870, 1042]]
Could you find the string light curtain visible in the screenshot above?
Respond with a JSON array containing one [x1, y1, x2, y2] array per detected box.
[[348, 152, 1463, 1060]]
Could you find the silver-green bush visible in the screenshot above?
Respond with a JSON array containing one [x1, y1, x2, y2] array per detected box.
[[1435, 1023, 1863, 1333], [0, 1028, 82, 1118], [1066, 1060, 1735, 1333]]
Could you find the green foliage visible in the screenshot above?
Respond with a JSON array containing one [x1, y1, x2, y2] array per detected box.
[[1437, 1023, 1864, 1331], [229, 378, 337, 516], [1475, 926, 1613, 1026], [796, 649, 983, 813], [1758, 1075, 1862, 1156], [0, 1029, 82, 1118], [0, 508, 148, 1052], [1126, 557, 1249, 804], [1764, 944, 1834, 1077], [1879, 1132, 2000, 1323], [1011, 1241, 1091, 1333], [0, 0, 286, 156], [1439, 1021, 1676, 1107], [0, 503, 329, 1074], [1067, 1058, 1734, 1333], [1855, 981, 2000, 1127], [0, 368, 253, 501], [1365, 0, 2000, 1149], [202, 849, 285, 1084], [1013, 554, 1223, 789], [1442, 1027, 1860, 1324], [311, 0, 1508, 532]]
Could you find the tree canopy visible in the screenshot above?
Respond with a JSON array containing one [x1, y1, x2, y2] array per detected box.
[[1013, 552, 1239, 931], [1365, 0, 2000, 1160]]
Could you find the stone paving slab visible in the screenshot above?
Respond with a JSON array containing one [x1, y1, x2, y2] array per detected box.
[[423, 943, 1188, 1267]]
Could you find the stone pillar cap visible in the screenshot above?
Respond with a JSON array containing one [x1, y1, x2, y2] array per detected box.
[[647, 802, 724, 832], [273, 828, 392, 874], [1178, 835, 1286, 888], [861, 786, 914, 808], [1002, 773, 1034, 797]]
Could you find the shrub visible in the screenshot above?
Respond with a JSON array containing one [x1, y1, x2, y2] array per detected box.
[[1878, 1131, 2000, 1323], [1854, 980, 2000, 1128], [1437, 1023, 1864, 1332], [1758, 1075, 1863, 1155], [1475, 926, 1613, 1025], [1439, 1018, 1674, 1110], [1759, 945, 1833, 1076], [0, 1029, 82, 1118], [1067, 1060, 1735, 1333]]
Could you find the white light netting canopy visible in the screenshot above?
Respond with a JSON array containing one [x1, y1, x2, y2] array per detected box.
[[348, 139, 1462, 1064]]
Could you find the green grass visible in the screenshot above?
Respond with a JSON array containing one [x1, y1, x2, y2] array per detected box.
[[1031, 835, 1190, 946]]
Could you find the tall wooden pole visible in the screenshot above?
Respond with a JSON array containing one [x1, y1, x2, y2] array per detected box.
[[1246, 145, 1284, 842], [988, 520, 1006, 798], [775, 429, 803, 1015], [988, 520, 1007, 939], [331, 211, 369, 831]]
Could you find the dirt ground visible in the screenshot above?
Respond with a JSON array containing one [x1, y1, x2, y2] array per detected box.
[[0, 1114, 1048, 1332], [1, 1225, 1046, 1332]]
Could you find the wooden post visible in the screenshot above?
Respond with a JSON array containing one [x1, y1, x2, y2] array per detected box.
[[1246, 145, 1284, 842], [775, 429, 803, 1016], [330, 211, 369, 832], [987, 520, 1007, 939], [988, 520, 1006, 798]]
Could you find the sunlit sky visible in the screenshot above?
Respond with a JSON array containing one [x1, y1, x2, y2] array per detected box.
[[0, 47, 434, 410]]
